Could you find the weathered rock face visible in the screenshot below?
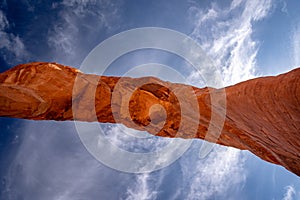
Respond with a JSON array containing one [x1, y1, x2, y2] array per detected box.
[[0, 62, 299, 176]]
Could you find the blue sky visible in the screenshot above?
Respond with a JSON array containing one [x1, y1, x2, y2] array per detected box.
[[0, 0, 299, 199]]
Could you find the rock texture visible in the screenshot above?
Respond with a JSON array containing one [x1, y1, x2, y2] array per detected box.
[[0, 62, 299, 176]]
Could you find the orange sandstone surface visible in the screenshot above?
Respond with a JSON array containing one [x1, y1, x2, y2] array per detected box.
[[0, 62, 299, 175]]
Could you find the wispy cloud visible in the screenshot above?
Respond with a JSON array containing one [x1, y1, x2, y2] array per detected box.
[[0, 10, 28, 65], [48, 0, 122, 66], [125, 173, 158, 200], [103, 124, 169, 153], [188, 0, 273, 86], [282, 185, 296, 200], [291, 22, 300, 67], [179, 146, 246, 199], [103, 125, 181, 199], [123, 144, 246, 200], [280, 0, 288, 14], [3, 121, 134, 200]]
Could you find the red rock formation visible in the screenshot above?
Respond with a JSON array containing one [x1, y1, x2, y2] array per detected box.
[[0, 62, 299, 175]]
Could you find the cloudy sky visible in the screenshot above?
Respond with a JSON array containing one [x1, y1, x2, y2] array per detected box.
[[0, 0, 300, 199]]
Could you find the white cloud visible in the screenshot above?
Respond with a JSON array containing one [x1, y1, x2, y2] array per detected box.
[[122, 142, 246, 200], [292, 23, 300, 67], [3, 122, 168, 200], [282, 185, 296, 200], [0, 10, 8, 30], [3, 121, 133, 200], [0, 10, 28, 64], [188, 0, 273, 86], [48, 0, 122, 66], [280, 0, 288, 14], [179, 146, 246, 199], [125, 173, 158, 200], [103, 124, 169, 153]]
